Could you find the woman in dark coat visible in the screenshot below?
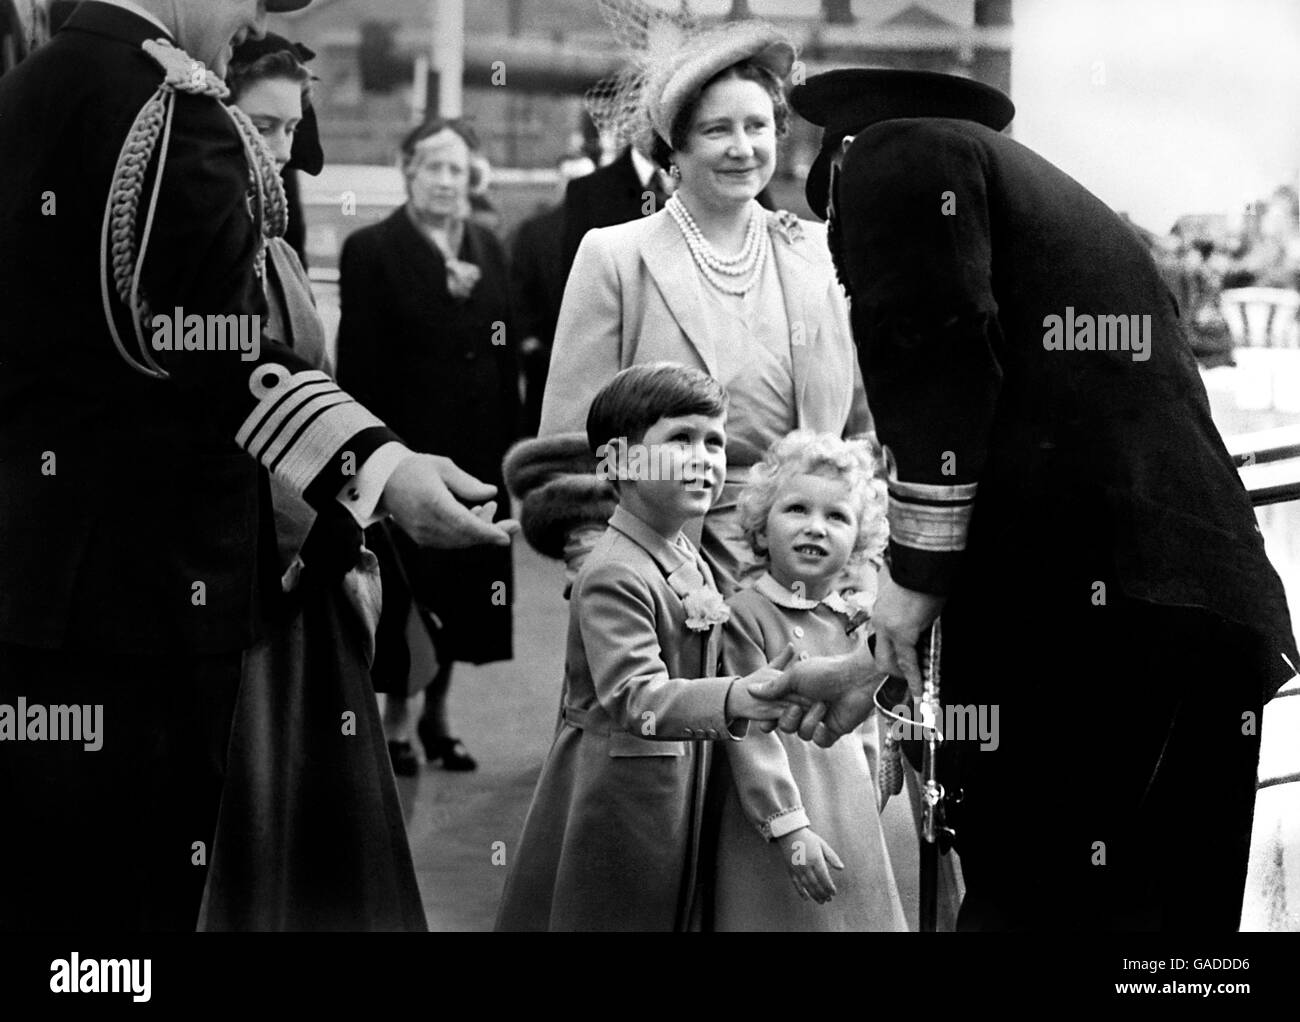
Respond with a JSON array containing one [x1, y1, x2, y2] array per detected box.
[[337, 118, 519, 772]]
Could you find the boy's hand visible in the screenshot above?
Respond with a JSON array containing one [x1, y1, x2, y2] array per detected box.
[[776, 827, 844, 904], [726, 645, 796, 720]]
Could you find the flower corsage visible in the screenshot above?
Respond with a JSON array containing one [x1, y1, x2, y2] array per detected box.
[[773, 209, 805, 245], [840, 588, 875, 635], [682, 587, 730, 632]]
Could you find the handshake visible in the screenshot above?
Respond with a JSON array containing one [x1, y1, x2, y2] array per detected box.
[[724, 642, 886, 749], [379, 454, 949, 752], [724, 564, 948, 747]]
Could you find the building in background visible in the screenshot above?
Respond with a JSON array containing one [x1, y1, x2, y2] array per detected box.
[[0, 0, 47, 74], [273, 0, 1013, 193]]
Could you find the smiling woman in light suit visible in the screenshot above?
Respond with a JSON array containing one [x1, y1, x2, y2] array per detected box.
[[506, 19, 871, 593]]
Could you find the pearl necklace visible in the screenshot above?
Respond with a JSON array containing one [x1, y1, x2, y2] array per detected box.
[[666, 194, 769, 296]]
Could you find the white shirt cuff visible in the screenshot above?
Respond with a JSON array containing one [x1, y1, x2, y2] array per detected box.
[[763, 808, 812, 841], [336, 441, 410, 527]]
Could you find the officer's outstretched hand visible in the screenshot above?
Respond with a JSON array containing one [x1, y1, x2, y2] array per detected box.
[[748, 645, 881, 748], [872, 562, 945, 699], [382, 453, 519, 548]]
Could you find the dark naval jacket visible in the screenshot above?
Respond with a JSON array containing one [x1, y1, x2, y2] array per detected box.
[[0, 2, 399, 655], [836, 117, 1297, 695]]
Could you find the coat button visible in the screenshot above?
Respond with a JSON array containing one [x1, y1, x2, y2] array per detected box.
[[798, 651, 810, 662], [793, 626, 804, 638], [707, 728, 719, 738], [464, 349, 477, 360]]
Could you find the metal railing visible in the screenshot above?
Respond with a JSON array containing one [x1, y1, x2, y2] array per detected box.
[[1229, 423, 1300, 506]]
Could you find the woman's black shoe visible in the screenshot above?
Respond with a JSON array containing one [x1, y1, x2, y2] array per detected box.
[[421, 734, 478, 772], [387, 740, 420, 777]]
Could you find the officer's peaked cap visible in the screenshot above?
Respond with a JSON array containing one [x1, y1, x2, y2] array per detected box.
[[791, 69, 1014, 218]]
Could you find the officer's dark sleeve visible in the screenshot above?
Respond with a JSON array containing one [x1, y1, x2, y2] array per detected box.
[[838, 120, 1005, 596], [137, 90, 399, 509]]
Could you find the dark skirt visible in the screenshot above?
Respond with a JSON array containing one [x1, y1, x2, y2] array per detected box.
[[198, 513, 427, 932]]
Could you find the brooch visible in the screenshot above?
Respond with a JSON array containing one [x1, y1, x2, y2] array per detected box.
[[773, 209, 804, 245]]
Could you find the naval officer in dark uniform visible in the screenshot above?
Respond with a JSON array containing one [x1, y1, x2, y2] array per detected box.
[[755, 69, 1298, 931], [0, 0, 516, 931]]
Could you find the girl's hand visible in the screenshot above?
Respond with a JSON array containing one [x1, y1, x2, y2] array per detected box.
[[776, 827, 844, 904]]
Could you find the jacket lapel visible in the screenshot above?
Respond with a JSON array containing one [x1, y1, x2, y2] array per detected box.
[[606, 506, 697, 587], [642, 209, 828, 410], [610, 149, 645, 216], [606, 508, 720, 682], [387, 207, 452, 303], [639, 215, 718, 375], [766, 213, 825, 430]]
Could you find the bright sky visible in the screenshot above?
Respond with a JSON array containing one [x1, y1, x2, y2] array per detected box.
[[690, 0, 975, 23], [689, 0, 1300, 232], [1012, 0, 1300, 232]]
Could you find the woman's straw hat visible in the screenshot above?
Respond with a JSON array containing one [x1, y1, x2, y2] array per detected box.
[[645, 21, 794, 146]]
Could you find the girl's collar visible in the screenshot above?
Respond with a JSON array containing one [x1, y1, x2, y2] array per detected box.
[[754, 572, 863, 619]]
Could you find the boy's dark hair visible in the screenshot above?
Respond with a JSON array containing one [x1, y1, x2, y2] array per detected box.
[[650, 59, 791, 170], [586, 362, 728, 457]]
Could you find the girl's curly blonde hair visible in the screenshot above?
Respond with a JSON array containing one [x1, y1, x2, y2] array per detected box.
[[736, 430, 889, 574]]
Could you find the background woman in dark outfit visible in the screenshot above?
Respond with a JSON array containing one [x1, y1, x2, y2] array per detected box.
[[337, 118, 519, 772]]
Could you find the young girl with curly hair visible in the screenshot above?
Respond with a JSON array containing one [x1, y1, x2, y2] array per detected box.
[[710, 430, 908, 931]]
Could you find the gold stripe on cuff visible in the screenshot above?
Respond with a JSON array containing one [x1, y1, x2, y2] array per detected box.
[[256, 392, 354, 466], [269, 400, 385, 494], [888, 496, 975, 553], [235, 366, 336, 450], [887, 479, 979, 502]]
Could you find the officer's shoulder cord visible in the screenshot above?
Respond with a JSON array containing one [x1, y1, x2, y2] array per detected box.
[[99, 38, 287, 379]]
